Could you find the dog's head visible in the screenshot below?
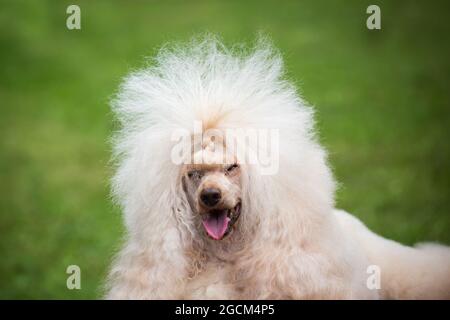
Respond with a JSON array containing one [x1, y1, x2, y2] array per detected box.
[[182, 154, 242, 241]]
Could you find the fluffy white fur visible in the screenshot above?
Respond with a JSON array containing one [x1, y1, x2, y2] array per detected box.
[[106, 36, 450, 299]]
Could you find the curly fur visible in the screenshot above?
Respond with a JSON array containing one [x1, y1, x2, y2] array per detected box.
[[105, 36, 450, 299]]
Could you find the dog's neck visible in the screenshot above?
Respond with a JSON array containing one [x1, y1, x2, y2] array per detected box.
[[187, 226, 248, 265]]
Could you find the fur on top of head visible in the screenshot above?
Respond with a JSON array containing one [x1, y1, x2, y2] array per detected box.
[[111, 35, 335, 245]]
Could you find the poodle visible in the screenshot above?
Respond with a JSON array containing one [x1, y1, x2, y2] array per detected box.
[[106, 36, 450, 299]]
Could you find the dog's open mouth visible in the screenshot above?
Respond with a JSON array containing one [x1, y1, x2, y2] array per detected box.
[[202, 202, 241, 240]]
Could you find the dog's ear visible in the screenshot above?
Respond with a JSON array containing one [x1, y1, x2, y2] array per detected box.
[[181, 175, 196, 212], [181, 175, 188, 193]]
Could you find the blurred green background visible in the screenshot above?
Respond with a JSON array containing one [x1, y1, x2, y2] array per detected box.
[[1, 0, 449, 299]]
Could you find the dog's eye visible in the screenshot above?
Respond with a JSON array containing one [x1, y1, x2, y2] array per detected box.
[[226, 164, 239, 173], [187, 170, 203, 179]]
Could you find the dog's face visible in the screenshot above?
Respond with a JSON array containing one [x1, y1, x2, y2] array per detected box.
[[182, 161, 242, 240]]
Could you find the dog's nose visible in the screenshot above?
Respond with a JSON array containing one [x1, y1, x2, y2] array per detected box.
[[200, 188, 221, 207]]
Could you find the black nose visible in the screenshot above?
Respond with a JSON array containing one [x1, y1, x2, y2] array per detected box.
[[200, 188, 221, 207]]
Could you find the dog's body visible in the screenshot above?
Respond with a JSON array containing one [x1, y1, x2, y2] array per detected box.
[[106, 37, 450, 299]]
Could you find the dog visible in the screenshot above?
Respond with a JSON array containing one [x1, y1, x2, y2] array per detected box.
[[106, 36, 450, 299]]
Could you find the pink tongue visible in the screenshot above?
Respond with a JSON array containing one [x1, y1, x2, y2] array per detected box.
[[202, 211, 230, 240]]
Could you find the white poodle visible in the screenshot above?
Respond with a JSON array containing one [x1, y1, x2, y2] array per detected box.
[[106, 36, 450, 299]]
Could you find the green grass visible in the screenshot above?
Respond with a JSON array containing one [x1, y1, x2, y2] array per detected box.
[[0, 0, 449, 299]]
